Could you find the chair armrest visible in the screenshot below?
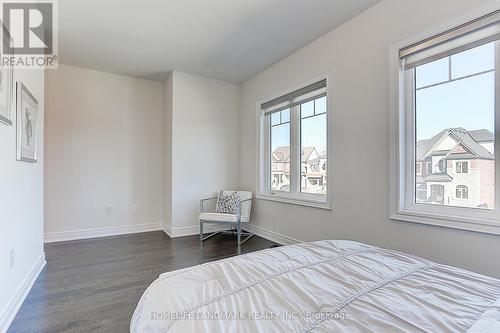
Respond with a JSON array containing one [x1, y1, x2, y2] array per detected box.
[[200, 196, 217, 213], [239, 198, 254, 217]]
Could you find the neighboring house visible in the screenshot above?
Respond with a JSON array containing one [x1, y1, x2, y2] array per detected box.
[[305, 151, 327, 192], [271, 146, 327, 193], [271, 146, 292, 190], [416, 128, 494, 209]]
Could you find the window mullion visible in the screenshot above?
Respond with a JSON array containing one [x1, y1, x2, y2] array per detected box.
[[404, 68, 416, 209], [494, 40, 500, 216], [264, 116, 271, 193], [290, 105, 300, 194]]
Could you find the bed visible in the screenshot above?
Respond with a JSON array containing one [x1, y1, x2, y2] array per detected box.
[[130, 240, 500, 332]]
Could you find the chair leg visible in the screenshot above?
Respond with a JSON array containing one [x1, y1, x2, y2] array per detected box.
[[199, 221, 203, 242], [237, 220, 241, 247]]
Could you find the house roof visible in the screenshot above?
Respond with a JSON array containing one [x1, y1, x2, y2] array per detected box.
[[416, 128, 494, 161], [301, 147, 317, 162], [469, 129, 494, 142], [416, 130, 447, 160], [272, 146, 317, 162], [272, 146, 291, 162], [424, 174, 453, 182]]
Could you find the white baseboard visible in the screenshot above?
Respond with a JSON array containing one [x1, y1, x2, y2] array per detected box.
[[44, 222, 163, 243], [0, 253, 46, 333], [163, 223, 173, 237], [245, 224, 301, 245], [163, 223, 226, 238], [162, 222, 301, 246]]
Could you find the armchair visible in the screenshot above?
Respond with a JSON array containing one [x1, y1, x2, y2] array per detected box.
[[199, 191, 254, 247]]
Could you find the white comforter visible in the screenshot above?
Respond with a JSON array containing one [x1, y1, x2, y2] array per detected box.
[[131, 240, 500, 332]]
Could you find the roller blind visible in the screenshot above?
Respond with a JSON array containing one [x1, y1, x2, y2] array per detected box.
[[261, 79, 327, 115], [400, 10, 500, 69]]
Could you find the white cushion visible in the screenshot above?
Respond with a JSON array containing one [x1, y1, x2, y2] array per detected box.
[[199, 212, 249, 223]]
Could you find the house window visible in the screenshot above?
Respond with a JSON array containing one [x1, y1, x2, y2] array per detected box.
[[456, 185, 469, 200], [390, 10, 500, 234], [456, 161, 469, 174], [430, 184, 445, 204], [258, 77, 330, 208], [427, 162, 433, 174], [416, 163, 422, 175], [438, 159, 446, 173]]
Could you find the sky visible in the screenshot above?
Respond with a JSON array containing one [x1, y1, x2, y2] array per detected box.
[[271, 96, 327, 155], [415, 42, 495, 141], [270, 42, 496, 154]]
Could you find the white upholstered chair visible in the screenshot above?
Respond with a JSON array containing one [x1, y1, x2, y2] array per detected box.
[[199, 191, 254, 246]]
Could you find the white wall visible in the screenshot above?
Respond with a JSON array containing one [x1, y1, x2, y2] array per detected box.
[[165, 71, 240, 235], [44, 64, 164, 241], [0, 68, 45, 331], [240, 0, 500, 278]]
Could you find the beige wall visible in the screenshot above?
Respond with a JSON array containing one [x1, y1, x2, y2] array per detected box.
[[44, 64, 165, 239], [165, 71, 240, 234], [164, 73, 173, 229], [0, 68, 44, 330], [240, 0, 500, 278]]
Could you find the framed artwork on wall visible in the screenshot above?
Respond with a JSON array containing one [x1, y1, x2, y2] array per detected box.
[[16, 82, 38, 163], [0, 27, 14, 125]]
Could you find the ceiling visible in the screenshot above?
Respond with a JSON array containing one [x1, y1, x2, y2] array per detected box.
[[58, 0, 380, 83]]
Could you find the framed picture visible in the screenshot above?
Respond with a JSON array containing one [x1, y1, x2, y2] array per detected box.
[[16, 82, 38, 163], [0, 26, 14, 125]]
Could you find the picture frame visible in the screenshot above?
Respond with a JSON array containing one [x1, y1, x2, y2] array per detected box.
[[0, 25, 14, 125], [16, 82, 39, 163]]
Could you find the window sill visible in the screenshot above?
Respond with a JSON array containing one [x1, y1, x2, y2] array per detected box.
[[257, 193, 331, 210], [390, 209, 500, 236]]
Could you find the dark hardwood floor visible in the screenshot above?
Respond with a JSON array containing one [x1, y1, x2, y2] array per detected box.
[[8, 231, 278, 333]]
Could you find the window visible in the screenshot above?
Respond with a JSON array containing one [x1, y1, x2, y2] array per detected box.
[[301, 97, 327, 195], [270, 109, 290, 192], [438, 159, 446, 173], [456, 185, 469, 199], [427, 162, 433, 174], [412, 42, 494, 210], [390, 10, 500, 234], [430, 184, 445, 204], [456, 161, 469, 174], [258, 77, 330, 208]]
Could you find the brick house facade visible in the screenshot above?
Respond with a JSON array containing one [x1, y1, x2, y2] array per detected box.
[[416, 128, 494, 209]]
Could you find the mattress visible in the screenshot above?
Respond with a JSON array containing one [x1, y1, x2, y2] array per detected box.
[[130, 240, 500, 332]]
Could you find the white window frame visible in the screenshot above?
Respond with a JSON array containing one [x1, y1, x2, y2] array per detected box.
[[389, 5, 500, 235], [256, 73, 332, 209]]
